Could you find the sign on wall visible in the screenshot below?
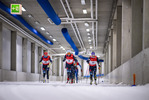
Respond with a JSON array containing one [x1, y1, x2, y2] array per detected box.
[[10, 4, 22, 15]]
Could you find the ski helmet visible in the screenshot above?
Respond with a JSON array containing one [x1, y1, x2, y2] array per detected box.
[[91, 51, 95, 56], [66, 50, 71, 53], [44, 52, 48, 56]]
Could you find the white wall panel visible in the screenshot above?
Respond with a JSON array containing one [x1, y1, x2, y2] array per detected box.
[[35, 45, 38, 74], [2, 27, 11, 70], [16, 35, 22, 72], [27, 41, 31, 73]]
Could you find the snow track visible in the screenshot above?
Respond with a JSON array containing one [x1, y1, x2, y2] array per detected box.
[[0, 82, 149, 100]]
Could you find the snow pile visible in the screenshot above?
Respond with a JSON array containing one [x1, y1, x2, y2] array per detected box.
[[0, 82, 149, 100]]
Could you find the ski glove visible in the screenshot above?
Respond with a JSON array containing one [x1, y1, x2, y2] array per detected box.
[[48, 63, 51, 68]]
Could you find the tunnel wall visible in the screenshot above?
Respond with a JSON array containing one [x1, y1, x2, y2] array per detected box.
[[105, 48, 149, 85], [0, 21, 63, 82]]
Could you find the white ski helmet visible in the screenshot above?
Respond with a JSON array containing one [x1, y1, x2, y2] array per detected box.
[[66, 50, 71, 53]]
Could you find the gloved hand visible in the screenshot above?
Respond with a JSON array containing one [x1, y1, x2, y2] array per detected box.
[[40, 62, 42, 64], [48, 63, 51, 68]]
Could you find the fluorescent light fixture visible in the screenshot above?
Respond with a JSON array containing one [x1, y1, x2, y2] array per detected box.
[[47, 40, 51, 43], [84, 22, 89, 27], [83, 9, 87, 14], [46, 32, 49, 35], [86, 29, 90, 32], [88, 37, 91, 39], [88, 39, 92, 42], [35, 21, 40, 25], [60, 46, 63, 48], [90, 46, 92, 49], [49, 35, 53, 38], [40, 27, 45, 31], [53, 39, 56, 41], [87, 33, 90, 35], [97, 55, 100, 57], [81, 0, 86, 5], [22, 7, 26, 11], [62, 48, 65, 50]]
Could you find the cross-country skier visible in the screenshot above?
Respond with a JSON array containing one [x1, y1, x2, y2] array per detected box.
[[63, 50, 77, 84], [39, 51, 52, 83], [87, 51, 100, 85]]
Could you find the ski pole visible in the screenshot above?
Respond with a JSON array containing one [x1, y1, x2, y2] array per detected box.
[[49, 67, 55, 75]]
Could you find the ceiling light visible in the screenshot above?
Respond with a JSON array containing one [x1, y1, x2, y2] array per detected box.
[[62, 48, 65, 50], [84, 22, 89, 27], [49, 35, 53, 38], [53, 39, 56, 41], [81, 0, 86, 5], [60, 46, 63, 48], [47, 40, 51, 44], [88, 40, 92, 42], [83, 9, 87, 14], [87, 33, 90, 35], [22, 7, 26, 11], [88, 37, 91, 39], [86, 29, 90, 32], [46, 32, 49, 35], [35, 21, 40, 25], [90, 46, 92, 49], [97, 55, 100, 57], [40, 27, 45, 31]]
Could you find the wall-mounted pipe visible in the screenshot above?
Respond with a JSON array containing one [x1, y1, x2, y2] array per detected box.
[[61, 28, 79, 55], [78, 55, 89, 60], [0, 14, 56, 53], [95, 0, 98, 49], [61, 28, 89, 60], [65, 0, 86, 50], [60, 0, 83, 49], [37, 0, 61, 25], [0, 1, 53, 45]]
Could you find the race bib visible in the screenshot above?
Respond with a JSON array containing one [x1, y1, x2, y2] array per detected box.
[[66, 59, 73, 63], [89, 61, 96, 65], [42, 61, 49, 64]]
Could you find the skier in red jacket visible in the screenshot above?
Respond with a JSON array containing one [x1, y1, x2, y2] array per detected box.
[[87, 52, 100, 85], [39, 51, 52, 83], [63, 50, 78, 83]]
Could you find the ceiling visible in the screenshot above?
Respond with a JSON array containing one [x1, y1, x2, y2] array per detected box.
[[0, 0, 113, 56]]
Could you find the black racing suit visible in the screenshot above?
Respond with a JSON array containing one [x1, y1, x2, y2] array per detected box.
[[39, 56, 52, 79], [87, 57, 99, 81], [63, 54, 78, 82]]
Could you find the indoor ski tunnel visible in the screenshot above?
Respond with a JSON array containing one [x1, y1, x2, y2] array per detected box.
[[0, 0, 149, 100]]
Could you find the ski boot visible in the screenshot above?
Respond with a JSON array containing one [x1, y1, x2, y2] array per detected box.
[[47, 79, 49, 83], [43, 78, 46, 83], [94, 81, 97, 85], [71, 79, 73, 84], [67, 78, 69, 83], [76, 80, 78, 83], [90, 79, 93, 85]]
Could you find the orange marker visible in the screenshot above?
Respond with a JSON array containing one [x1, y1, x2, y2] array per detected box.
[[132, 73, 136, 86]]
